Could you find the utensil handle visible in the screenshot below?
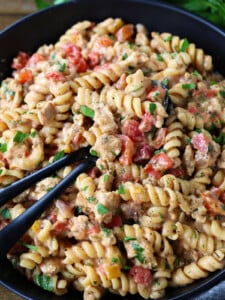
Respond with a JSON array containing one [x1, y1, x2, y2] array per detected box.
[[0, 147, 90, 206], [0, 157, 96, 260]]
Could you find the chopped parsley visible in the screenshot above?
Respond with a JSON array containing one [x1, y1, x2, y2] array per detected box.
[[124, 236, 136, 242], [90, 149, 98, 156], [111, 257, 119, 263], [53, 150, 65, 162], [132, 242, 145, 263], [13, 131, 29, 143], [149, 102, 157, 115], [179, 38, 189, 52], [118, 185, 125, 195], [103, 174, 110, 183], [0, 143, 7, 153], [213, 132, 225, 145], [33, 274, 54, 292], [0, 207, 11, 219], [122, 53, 128, 60], [96, 203, 109, 215], [100, 226, 111, 236], [87, 197, 95, 203], [80, 105, 95, 119], [157, 54, 164, 62], [181, 83, 196, 90], [20, 242, 38, 252]]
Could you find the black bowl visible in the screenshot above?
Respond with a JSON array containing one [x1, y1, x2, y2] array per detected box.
[[0, 1, 225, 299]]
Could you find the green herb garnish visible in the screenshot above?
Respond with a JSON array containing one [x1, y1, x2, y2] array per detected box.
[[80, 105, 95, 119], [96, 203, 109, 215]]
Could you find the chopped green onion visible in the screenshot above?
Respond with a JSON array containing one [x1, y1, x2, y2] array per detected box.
[[80, 105, 95, 119], [124, 236, 136, 242], [0, 207, 11, 219], [87, 197, 95, 203], [90, 149, 98, 156], [13, 131, 29, 143], [118, 185, 125, 194], [33, 274, 54, 292], [122, 53, 128, 60], [103, 174, 110, 183], [156, 54, 164, 62], [53, 150, 65, 162], [100, 226, 111, 236], [149, 102, 157, 115], [96, 203, 109, 215], [0, 143, 7, 153], [181, 83, 196, 90], [179, 38, 189, 52]]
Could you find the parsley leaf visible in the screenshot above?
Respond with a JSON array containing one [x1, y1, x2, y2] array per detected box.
[[80, 105, 95, 119], [96, 203, 109, 215]]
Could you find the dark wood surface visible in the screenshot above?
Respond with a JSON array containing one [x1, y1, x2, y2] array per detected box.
[[0, 1, 36, 298]]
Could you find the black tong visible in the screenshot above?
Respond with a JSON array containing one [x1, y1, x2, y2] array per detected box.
[[0, 147, 96, 260]]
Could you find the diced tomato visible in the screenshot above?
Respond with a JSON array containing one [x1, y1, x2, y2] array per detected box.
[[62, 43, 87, 72], [119, 135, 134, 166], [139, 112, 155, 133], [168, 167, 186, 178], [87, 167, 100, 179], [143, 162, 162, 179], [52, 221, 68, 232], [11, 51, 30, 70], [188, 105, 198, 114], [150, 152, 173, 171], [46, 71, 65, 81], [122, 119, 144, 142], [151, 128, 167, 149], [129, 266, 152, 287], [202, 190, 225, 216], [146, 85, 166, 102], [17, 69, 33, 84], [68, 56, 88, 72], [28, 53, 46, 65], [88, 51, 100, 67], [86, 224, 100, 235], [62, 43, 82, 57], [133, 143, 154, 163], [104, 215, 123, 229], [96, 35, 114, 47], [205, 89, 217, 98], [191, 133, 209, 154], [94, 63, 111, 71]]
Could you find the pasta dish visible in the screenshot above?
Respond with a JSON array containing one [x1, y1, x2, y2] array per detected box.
[[0, 18, 225, 300]]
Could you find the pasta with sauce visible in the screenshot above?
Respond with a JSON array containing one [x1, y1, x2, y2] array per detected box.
[[0, 18, 225, 300]]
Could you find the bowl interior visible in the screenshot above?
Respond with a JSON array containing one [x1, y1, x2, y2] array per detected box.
[[0, 1, 225, 299]]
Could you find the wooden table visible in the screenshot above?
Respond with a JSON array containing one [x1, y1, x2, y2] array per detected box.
[[0, 2, 36, 299]]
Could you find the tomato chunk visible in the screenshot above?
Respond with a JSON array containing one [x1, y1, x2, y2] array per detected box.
[[11, 51, 30, 70], [122, 119, 144, 142], [139, 112, 155, 133], [150, 152, 173, 171], [202, 190, 225, 216], [143, 162, 162, 179], [119, 135, 134, 166], [104, 215, 123, 229], [129, 266, 152, 287], [17, 69, 33, 84], [151, 128, 167, 149], [192, 133, 209, 154], [46, 71, 65, 81], [133, 143, 154, 163]]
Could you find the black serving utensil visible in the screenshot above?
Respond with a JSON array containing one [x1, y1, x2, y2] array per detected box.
[[0, 152, 97, 260], [0, 146, 91, 206]]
